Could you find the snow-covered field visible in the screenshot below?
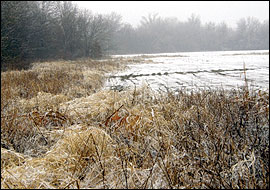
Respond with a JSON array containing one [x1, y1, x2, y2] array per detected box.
[[105, 50, 269, 92]]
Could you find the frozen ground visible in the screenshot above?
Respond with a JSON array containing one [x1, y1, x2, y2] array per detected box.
[[104, 50, 269, 92]]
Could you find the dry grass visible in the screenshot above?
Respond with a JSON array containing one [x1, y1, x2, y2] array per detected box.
[[1, 58, 269, 189]]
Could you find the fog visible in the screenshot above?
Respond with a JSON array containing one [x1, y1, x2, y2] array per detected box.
[[74, 1, 269, 28], [1, 1, 269, 70]]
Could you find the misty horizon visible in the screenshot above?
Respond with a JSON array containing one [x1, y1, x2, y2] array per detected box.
[[1, 1, 269, 70], [74, 1, 269, 28]]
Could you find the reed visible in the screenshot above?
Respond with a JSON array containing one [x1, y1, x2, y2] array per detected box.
[[1, 58, 269, 189]]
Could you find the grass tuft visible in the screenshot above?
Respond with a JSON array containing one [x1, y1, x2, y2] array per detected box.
[[1, 58, 269, 189]]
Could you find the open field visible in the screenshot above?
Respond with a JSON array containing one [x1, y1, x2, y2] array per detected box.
[[1, 56, 269, 189]]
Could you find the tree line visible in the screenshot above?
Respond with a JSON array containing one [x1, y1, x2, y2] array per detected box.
[[115, 13, 269, 54], [1, 1, 121, 70], [1, 1, 269, 70]]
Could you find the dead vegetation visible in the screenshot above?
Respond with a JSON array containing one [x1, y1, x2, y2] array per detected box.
[[1, 58, 269, 189]]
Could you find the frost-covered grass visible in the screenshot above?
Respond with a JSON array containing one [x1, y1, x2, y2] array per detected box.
[[1, 57, 269, 189]]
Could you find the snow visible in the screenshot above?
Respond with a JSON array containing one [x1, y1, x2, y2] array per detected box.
[[105, 50, 269, 92]]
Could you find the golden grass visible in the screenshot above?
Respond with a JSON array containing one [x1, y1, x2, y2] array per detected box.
[[1, 58, 269, 189]]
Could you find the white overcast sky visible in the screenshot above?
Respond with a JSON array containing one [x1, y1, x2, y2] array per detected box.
[[73, 1, 269, 28]]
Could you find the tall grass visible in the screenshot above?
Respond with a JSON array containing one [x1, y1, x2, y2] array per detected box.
[[1, 58, 269, 189]]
